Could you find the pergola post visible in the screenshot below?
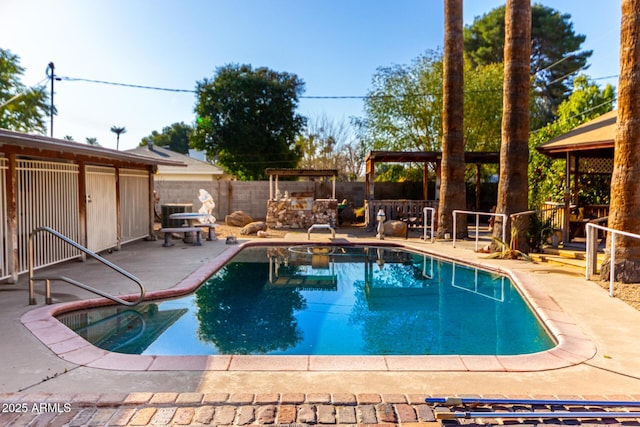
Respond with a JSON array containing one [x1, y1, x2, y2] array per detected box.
[[563, 152, 571, 244], [475, 163, 481, 210], [332, 174, 336, 200], [423, 162, 429, 200], [365, 157, 376, 229]]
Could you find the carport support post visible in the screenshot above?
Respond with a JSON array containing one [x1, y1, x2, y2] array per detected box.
[[78, 161, 88, 260], [6, 153, 18, 282], [147, 167, 156, 240]]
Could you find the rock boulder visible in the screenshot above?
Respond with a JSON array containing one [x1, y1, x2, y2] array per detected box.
[[225, 211, 253, 227], [240, 221, 268, 235], [383, 220, 407, 237]]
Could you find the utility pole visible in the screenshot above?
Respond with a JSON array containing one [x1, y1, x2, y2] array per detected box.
[[47, 62, 55, 138]]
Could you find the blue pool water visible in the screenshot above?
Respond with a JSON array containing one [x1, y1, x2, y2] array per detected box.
[[58, 245, 555, 356]]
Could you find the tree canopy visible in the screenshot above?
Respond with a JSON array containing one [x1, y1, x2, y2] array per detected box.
[[296, 114, 365, 181], [464, 4, 592, 127], [528, 74, 615, 208], [192, 64, 306, 180], [0, 48, 49, 133], [355, 49, 503, 182], [140, 122, 192, 154]]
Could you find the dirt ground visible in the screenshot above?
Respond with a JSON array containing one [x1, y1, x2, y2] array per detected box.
[[595, 280, 640, 311]]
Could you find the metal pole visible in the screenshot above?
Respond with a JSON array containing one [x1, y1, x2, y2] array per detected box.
[[45, 279, 52, 305], [452, 211, 457, 247], [475, 213, 479, 251], [610, 232, 616, 297], [501, 213, 507, 251], [48, 62, 55, 138], [28, 234, 36, 305], [426, 396, 640, 407], [586, 223, 591, 280], [437, 411, 640, 420]]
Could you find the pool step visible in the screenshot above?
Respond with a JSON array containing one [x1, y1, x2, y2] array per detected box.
[[529, 249, 605, 273]]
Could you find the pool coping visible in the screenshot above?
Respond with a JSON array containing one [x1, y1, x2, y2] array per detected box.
[[20, 238, 596, 372]]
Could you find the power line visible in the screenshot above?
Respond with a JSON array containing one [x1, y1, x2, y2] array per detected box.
[[56, 73, 619, 100], [58, 76, 196, 93]]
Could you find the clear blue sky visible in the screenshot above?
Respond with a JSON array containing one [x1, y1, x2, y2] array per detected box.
[[1, 0, 621, 151]]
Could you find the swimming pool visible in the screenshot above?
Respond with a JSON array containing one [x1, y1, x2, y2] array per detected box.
[[58, 244, 554, 356]]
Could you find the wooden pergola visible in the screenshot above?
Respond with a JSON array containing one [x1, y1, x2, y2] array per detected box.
[[364, 151, 500, 229], [265, 168, 339, 201], [536, 110, 615, 242]]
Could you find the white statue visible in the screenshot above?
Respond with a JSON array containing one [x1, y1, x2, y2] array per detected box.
[[197, 189, 216, 224]]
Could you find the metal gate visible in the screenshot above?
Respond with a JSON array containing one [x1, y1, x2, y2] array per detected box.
[[86, 165, 117, 252], [16, 160, 80, 273], [119, 168, 150, 244], [0, 157, 8, 279]]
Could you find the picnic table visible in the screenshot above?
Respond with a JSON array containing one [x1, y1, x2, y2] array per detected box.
[[162, 213, 218, 246]]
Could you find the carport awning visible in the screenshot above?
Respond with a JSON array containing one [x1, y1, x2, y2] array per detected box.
[[536, 110, 616, 158], [0, 129, 185, 168]]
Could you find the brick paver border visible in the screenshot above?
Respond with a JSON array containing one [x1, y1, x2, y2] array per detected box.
[[1, 392, 639, 426]]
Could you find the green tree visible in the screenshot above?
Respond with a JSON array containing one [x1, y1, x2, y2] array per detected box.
[[528, 74, 615, 209], [493, 0, 531, 252], [355, 50, 444, 154], [85, 137, 100, 146], [140, 122, 192, 154], [297, 114, 364, 181], [464, 4, 592, 127], [192, 64, 306, 180], [438, 0, 467, 239], [110, 125, 126, 150], [355, 51, 503, 183], [0, 48, 49, 133], [601, 0, 640, 283], [356, 51, 503, 156]]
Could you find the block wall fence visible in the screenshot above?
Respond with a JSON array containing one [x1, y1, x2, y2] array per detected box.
[[153, 180, 426, 221]]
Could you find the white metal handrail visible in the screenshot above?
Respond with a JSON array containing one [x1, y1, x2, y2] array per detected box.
[[585, 222, 640, 297], [422, 207, 436, 242], [29, 227, 145, 306], [452, 210, 507, 251]]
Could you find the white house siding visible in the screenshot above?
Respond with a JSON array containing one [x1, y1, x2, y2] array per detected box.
[[119, 168, 150, 244], [16, 160, 80, 273]]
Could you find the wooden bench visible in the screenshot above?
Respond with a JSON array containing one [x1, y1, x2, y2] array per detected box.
[[160, 227, 201, 247], [195, 223, 218, 241], [307, 223, 336, 240]]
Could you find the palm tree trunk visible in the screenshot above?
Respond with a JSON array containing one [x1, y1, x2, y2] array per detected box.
[[600, 0, 640, 282], [493, 0, 531, 251], [437, 0, 467, 239]]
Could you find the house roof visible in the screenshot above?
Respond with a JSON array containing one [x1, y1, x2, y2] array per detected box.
[[536, 110, 616, 158], [0, 128, 183, 167], [126, 144, 225, 176]]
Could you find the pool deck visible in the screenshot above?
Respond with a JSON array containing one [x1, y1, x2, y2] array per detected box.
[[2, 228, 640, 425]]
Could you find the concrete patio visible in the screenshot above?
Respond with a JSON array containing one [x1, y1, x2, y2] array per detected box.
[[1, 228, 639, 425]]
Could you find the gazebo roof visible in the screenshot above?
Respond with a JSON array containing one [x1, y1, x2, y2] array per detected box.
[[536, 110, 616, 158]]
